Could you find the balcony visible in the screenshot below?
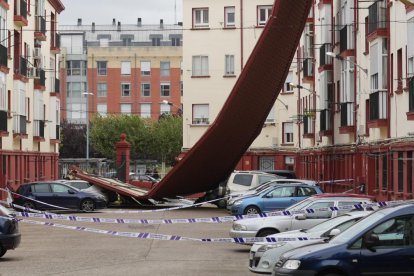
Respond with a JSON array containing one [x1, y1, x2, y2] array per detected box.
[[34, 69, 46, 89], [14, 56, 27, 77], [340, 102, 354, 129], [339, 24, 354, 54], [303, 58, 314, 79], [50, 33, 61, 54], [13, 0, 28, 27], [319, 43, 333, 70], [54, 78, 60, 93], [34, 16, 47, 41], [13, 114, 26, 136], [320, 109, 331, 133], [408, 78, 414, 120], [303, 115, 314, 138], [33, 119, 45, 139], [368, 0, 387, 36], [0, 44, 8, 68], [0, 110, 7, 132]]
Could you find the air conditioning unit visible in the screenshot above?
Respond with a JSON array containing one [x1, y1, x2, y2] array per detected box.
[[27, 67, 40, 79]]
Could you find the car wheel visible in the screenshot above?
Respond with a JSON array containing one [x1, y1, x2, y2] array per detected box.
[[257, 229, 278, 237], [22, 201, 36, 210], [0, 245, 6, 258], [244, 205, 261, 215], [80, 199, 95, 212]]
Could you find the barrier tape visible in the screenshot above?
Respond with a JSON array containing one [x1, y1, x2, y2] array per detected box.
[[20, 218, 323, 244], [11, 200, 402, 226], [0, 188, 70, 210]]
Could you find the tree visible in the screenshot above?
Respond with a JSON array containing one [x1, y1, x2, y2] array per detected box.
[[60, 120, 88, 158]]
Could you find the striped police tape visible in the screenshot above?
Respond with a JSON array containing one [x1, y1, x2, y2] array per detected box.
[[21, 218, 322, 244], [12, 200, 400, 225]]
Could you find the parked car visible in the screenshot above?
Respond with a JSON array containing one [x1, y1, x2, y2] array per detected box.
[[254, 170, 297, 179], [0, 204, 21, 258], [12, 181, 108, 211], [273, 203, 414, 276], [130, 174, 159, 189], [249, 211, 371, 274], [56, 179, 113, 202], [229, 183, 323, 215], [230, 194, 375, 239], [227, 179, 319, 211]]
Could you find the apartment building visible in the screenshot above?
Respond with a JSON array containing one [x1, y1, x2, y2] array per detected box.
[[182, 0, 298, 172], [183, 0, 414, 200], [58, 19, 183, 126], [0, 0, 64, 199]]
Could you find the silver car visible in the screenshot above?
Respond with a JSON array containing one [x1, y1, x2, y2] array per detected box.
[[249, 211, 371, 274], [230, 194, 374, 240]]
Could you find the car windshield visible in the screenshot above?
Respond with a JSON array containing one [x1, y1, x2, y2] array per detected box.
[[304, 214, 353, 233], [330, 211, 384, 244], [0, 204, 12, 216]]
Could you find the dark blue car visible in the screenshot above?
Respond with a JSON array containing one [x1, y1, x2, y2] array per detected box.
[[0, 204, 20, 258], [13, 181, 107, 212], [273, 203, 414, 276]]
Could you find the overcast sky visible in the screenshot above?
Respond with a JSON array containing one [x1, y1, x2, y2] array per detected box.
[[59, 0, 183, 25]]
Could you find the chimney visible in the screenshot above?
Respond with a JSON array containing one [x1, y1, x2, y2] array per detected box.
[[92, 22, 95, 33], [117, 21, 121, 32], [112, 18, 116, 26], [77, 18, 82, 26], [160, 19, 164, 29], [137, 17, 142, 27]]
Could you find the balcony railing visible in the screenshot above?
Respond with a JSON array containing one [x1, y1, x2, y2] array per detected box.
[[409, 77, 414, 112], [320, 109, 331, 131], [54, 78, 60, 92], [319, 43, 333, 67], [35, 15, 46, 35], [303, 58, 314, 78], [303, 115, 314, 134], [55, 125, 60, 140], [368, 0, 386, 35], [0, 44, 7, 68], [369, 90, 387, 120], [0, 110, 7, 131], [51, 33, 60, 49], [14, 56, 27, 76], [33, 119, 44, 138], [34, 69, 45, 86], [14, 0, 27, 18], [339, 24, 354, 53], [340, 102, 354, 127], [13, 114, 26, 134]]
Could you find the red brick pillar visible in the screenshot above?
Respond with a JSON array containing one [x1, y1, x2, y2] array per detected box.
[[115, 133, 131, 183]]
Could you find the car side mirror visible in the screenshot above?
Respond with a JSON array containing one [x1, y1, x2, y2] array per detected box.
[[68, 190, 75, 194], [328, 228, 341, 237], [295, 214, 307, 220], [364, 232, 379, 252]]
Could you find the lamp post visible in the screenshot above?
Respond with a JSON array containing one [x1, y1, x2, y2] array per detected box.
[[289, 82, 318, 96], [326, 52, 368, 74], [162, 100, 182, 115], [83, 92, 93, 160]]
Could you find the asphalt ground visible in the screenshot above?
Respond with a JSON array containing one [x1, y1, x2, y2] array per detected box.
[[0, 205, 254, 276]]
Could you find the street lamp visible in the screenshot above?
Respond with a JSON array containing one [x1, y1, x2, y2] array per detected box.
[[162, 100, 182, 115], [326, 52, 368, 74], [83, 92, 93, 160]]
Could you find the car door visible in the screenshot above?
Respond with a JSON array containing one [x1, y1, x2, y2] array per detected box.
[[352, 215, 414, 275], [290, 201, 335, 230], [31, 183, 55, 208], [296, 186, 317, 202], [261, 186, 297, 212], [49, 183, 80, 208]]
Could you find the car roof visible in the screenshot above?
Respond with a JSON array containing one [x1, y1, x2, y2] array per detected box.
[[233, 170, 276, 175], [311, 193, 375, 200]]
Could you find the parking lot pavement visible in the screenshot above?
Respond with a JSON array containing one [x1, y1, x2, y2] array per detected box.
[[0, 205, 253, 276]]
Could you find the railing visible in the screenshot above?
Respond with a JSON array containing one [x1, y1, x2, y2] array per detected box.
[[55, 78, 60, 92], [409, 77, 414, 112], [56, 125, 60, 140], [340, 102, 354, 127], [33, 119, 44, 137], [36, 15, 46, 34], [319, 43, 332, 67], [303, 58, 314, 78], [320, 109, 331, 131], [339, 24, 354, 53], [13, 115, 26, 134], [0, 110, 7, 131], [35, 69, 45, 86], [368, 0, 386, 35], [369, 90, 387, 120], [0, 44, 7, 68]]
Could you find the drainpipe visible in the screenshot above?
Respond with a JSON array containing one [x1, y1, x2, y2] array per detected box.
[[353, 0, 358, 144], [240, 0, 244, 70], [386, 0, 391, 138]]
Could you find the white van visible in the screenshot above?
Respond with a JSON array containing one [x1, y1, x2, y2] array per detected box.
[[226, 171, 280, 194]]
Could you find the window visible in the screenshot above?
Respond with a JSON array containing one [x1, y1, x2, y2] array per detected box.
[[225, 54, 235, 75], [297, 187, 317, 196], [233, 174, 253, 186], [121, 83, 131, 97], [283, 122, 294, 143], [397, 48, 403, 91], [141, 61, 151, 76], [141, 83, 151, 97], [306, 201, 334, 219], [267, 186, 296, 198], [258, 175, 277, 185], [51, 184, 69, 193], [160, 82, 170, 97], [171, 37, 181, 46], [192, 55, 209, 76], [68, 182, 90, 190], [67, 60, 86, 76], [192, 104, 209, 124], [33, 183, 50, 193], [284, 71, 293, 92], [121, 61, 131, 75], [152, 37, 161, 46], [97, 61, 107, 75], [266, 105, 275, 123], [120, 104, 131, 114], [0, 73, 7, 111], [193, 8, 209, 28], [160, 61, 170, 76], [66, 82, 87, 98], [140, 103, 151, 118], [97, 104, 107, 116], [0, 7, 7, 48], [97, 82, 107, 97], [160, 103, 171, 115], [258, 5, 272, 26], [225, 6, 235, 27]]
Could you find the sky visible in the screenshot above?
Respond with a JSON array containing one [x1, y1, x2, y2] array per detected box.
[[59, 0, 183, 26]]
